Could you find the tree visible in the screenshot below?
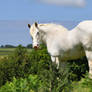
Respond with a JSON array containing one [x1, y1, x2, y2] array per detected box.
[[26, 44, 32, 48], [0, 45, 4, 48]]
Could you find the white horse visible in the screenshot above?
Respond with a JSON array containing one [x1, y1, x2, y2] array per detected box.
[[28, 21, 92, 77]]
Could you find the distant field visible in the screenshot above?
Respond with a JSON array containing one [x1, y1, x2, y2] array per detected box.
[[0, 48, 32, 57]]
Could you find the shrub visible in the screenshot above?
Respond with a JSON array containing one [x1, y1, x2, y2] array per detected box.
[[0, 44, 89, 91], [0, 45, 30, 86], [0, 74, 42, 92], [71, 74, 92, 92]]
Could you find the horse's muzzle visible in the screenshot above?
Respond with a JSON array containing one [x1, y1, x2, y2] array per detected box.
[[33, 46, 39, 49]]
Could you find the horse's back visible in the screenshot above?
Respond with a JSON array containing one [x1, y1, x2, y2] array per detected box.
[[77, 20, 92, 33], [76, 20, 92, 50]]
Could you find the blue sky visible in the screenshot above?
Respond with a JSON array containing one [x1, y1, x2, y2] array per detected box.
[[0, 0, 92, 46]]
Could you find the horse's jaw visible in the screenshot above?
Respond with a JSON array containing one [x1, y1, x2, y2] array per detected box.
[[40, 33, 47, 45]]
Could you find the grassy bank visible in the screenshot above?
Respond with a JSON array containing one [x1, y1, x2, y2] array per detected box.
[[0, 48, 32, 57]]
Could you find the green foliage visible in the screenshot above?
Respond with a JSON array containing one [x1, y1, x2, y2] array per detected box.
[[0, 44, 16, 48], [0, 75, 42, 92], [71, 74, 92, 92], [26, 44, 32, 48], [0, 44, 89, 92], [69, 57, 89, 81], [0, 45, 30, 86]]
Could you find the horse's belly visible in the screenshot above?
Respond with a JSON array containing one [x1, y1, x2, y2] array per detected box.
[[60, 46, 85, 61]]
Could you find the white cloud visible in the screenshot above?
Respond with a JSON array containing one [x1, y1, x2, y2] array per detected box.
[[39, 0, 86, 7]]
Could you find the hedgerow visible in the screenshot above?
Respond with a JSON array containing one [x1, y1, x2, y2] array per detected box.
[[0, 44, 89, 92]]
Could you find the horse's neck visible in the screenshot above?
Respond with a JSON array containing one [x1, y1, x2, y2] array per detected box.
[[39, 26, 50, 45], [40, 31, 47, 45]]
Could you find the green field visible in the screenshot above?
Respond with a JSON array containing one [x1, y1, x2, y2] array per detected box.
[[0, 48, 32, 57]]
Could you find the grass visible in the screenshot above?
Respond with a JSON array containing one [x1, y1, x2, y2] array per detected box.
[[71, 75, 92, 92], [0, 48, 32, 57], [0, 48, 15, 56]]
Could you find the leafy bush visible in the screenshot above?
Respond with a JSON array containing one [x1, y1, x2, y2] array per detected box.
[[71, 74, 92, 92], [68, 56, 89, 81], [0, 74, 42, 92], [0, 44, 89, 91], [0, 45, 30, 86]]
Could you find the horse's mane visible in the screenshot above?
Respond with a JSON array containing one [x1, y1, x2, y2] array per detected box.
[[38, 23, 68, 32]]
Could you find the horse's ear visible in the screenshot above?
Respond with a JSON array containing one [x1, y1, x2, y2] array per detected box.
[[34, 22, 38, 28], [28, 24, 31, 28]]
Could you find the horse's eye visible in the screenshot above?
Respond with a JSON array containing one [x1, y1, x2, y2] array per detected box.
[[37, 32, 39, 35]]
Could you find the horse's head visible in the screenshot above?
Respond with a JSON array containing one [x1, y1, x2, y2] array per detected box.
[[28, 22, 41, 49]]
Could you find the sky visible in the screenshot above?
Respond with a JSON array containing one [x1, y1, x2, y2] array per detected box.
[[0, 0, 92, 46]]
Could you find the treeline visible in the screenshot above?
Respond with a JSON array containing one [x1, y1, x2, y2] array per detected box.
[[0, 44, 32, 48], [0, 44, 91, 92]]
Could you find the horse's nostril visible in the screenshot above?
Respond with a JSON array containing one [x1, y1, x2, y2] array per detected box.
[[34, 46, 38, 49]]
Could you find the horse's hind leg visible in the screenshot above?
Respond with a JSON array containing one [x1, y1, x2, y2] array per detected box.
[[85, 51, 92, 78]]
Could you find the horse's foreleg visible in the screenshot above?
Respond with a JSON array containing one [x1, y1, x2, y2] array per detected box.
[[85, 51, 92, 78], [56, 57, 59, 69], [51, 56, 59, 69], [51, 56, 56, 63]]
